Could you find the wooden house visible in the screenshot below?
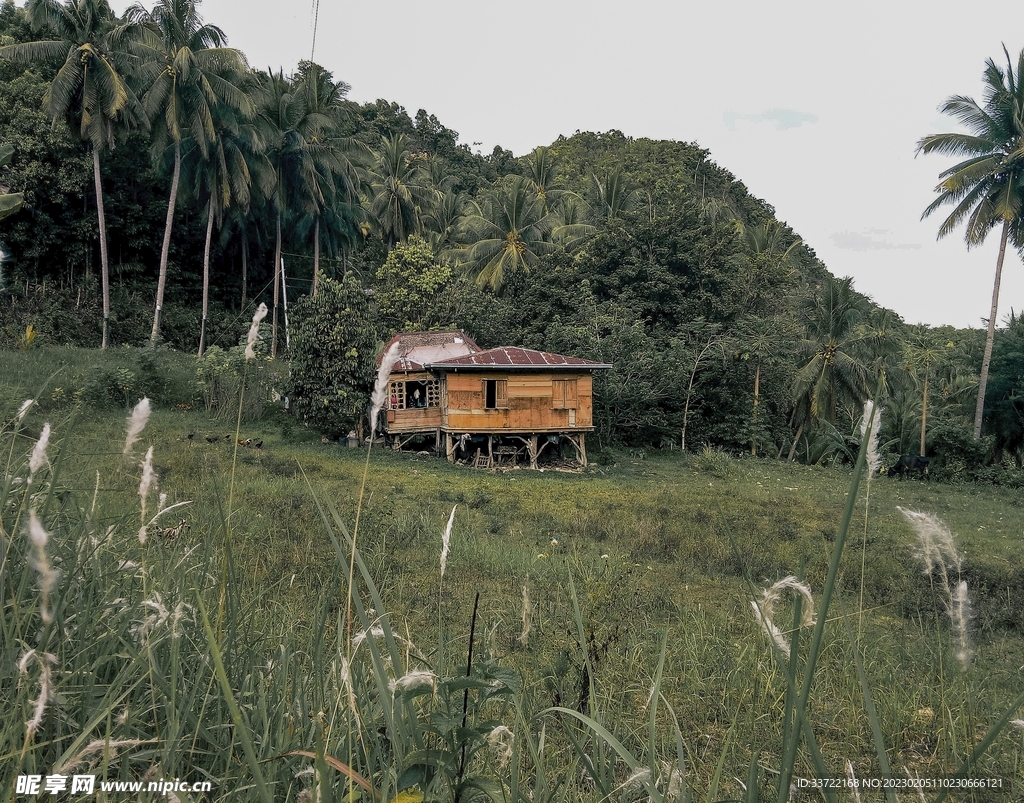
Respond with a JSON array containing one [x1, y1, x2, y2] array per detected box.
[[380, 332, 610, 468]]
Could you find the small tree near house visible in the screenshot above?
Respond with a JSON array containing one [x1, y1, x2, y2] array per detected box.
[[286, 275, 381, 438]]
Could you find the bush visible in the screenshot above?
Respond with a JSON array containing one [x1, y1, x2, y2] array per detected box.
[[285, 275, 381, 438], [928, 419, 994, 483]]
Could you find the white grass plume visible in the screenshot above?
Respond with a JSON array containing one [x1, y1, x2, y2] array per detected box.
[[27, 510, 58, 624], [440, 504, 456, 580], [55, 738, 153, 774], [487, 725, 514, 771], [846, 760, 862, 803], [18, 649, 57, 736], [29, 422, 50, 479], [123, 397, 151, 455], [389, 669, 437, 696], [897, 507, 962, 575], [16, 398, 33, 423], [898, 507, 972, 671], [858, 399, 883, 476], [751, 575, 815, 653], [950, 580, 974, 670], [138, 447, 156, 544], [130, 592, 193, 644], [369, 342, 402, 437], [351, 625, 386, 649], [245, 302, 269, 360], [518, 581, 532, 647]]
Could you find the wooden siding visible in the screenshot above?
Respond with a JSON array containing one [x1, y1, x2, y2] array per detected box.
[[442, 372, 594, 432]]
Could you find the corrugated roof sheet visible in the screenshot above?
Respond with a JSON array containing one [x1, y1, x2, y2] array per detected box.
[[428, 347, 611, 370]]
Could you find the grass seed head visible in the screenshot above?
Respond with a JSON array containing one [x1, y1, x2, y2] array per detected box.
[[18, 649, 57, 736], [29, 422, 50, 478], [859, 399, 883, 477], [518, 582, 532, 647], [440, 504, 456, 580], [123, 397, 151, 455], [369, 342, 402, 437], [245, 302, 269, 359], [950, 579, 973, 670], [390, 669, 437, 696], [352, 625, 385, 650], [27, 510, 57, 623], [55, 739, 151, 774], [897, 507, 962, 575], [487, 725, 514, 771], [138, 447, 155, 543], [16, 398, 33, 423], [751, 575, 815, 653]]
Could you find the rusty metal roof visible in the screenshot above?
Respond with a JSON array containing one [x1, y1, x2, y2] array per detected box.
[[427, 347, 611, 370]]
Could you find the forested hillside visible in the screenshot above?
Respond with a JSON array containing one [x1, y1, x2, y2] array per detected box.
[[1, 0, 1022, 478]]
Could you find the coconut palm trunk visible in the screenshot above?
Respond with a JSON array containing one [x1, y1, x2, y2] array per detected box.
[[150, 141, 181, 347], [93, 147, 112, 349], [751, 362, 761, 456], [198, 197, 214, 356], [240, 233, 248, 310], [973, 219, 1009, 438], [920, 372, 929, 456], [272, 210, 281, 358], [312, 217, 320, 296]]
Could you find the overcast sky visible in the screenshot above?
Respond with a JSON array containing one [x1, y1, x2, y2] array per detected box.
[[108, 0, 1024, 330]]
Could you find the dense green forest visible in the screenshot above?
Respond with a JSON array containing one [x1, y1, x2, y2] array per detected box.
[[1, 0, 1022, 479]]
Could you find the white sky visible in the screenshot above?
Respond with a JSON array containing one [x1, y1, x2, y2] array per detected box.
[[108, 0, 1024, 330]]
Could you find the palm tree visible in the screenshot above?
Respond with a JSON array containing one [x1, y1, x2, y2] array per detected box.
[[367, 133, 430, 248], [735, 220, 801, 314], [292, 62, 364, 295], [0, 0, 145, 348], [131, 0, 253, 347], [549, 194, 596, 251], [183, 98, 272, 355], [257, 63, 362, 352], [789, 276, 871, 457], [901, 326, 948, 457], [454, 174, 556, 290], [918, 46, 1024, 439], [736, 314, 793, 456], [523, 145, 566, 210], [589, 166, 638, 222]]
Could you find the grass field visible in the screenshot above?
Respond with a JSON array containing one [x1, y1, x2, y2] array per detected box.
[[3, 347, 1023, 802]]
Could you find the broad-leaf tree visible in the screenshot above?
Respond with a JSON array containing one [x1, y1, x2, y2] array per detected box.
[[918, 46, 1024, 439], [0, 143, 25, 221]]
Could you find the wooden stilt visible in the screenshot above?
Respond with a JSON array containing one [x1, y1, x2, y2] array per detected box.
[[529, 435, 539, 470], [579, 433, 587, 467], [446, 431, 454, 463]]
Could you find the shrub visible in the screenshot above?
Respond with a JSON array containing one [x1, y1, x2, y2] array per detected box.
[[286, 275, 381, 438]]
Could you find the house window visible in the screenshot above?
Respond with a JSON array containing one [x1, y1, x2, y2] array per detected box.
[[552, 379, 578, 409], [483, 379, 508, 410], [389, 379, 440, 409]]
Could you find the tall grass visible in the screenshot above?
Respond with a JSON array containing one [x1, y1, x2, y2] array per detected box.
[[2, 363, 1024, 801]]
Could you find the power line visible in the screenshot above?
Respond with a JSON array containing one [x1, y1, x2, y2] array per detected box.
[[310, 0, 321, 62]]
